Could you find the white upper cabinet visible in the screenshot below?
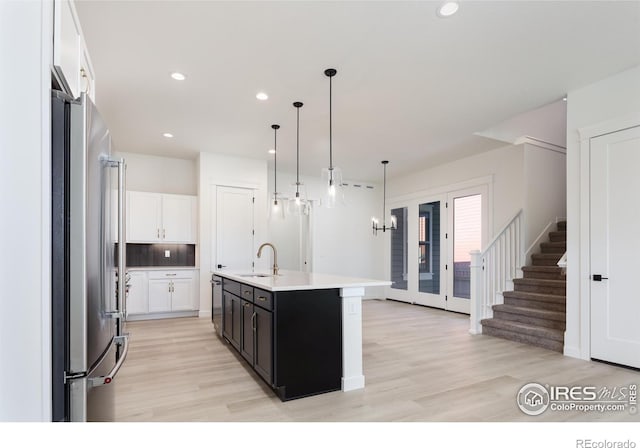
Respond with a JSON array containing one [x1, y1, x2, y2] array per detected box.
[[161, 194, 197, 243], [53, 0, 96, 102], [127, 191, 197, 243]]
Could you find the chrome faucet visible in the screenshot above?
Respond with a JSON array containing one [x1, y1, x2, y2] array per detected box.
[[257, 243, 279, 276]]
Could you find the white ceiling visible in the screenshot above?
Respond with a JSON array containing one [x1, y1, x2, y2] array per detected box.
[[75, 1, 640, 182]]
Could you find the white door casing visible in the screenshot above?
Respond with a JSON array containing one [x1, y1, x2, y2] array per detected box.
[[590, 125, 640, 368], [216, 186, 255, 272]]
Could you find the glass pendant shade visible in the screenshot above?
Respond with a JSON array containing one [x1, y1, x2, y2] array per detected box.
[[269, 193, 285, 220], [287, 181, 309, 216], [321, 166, 344, 208]]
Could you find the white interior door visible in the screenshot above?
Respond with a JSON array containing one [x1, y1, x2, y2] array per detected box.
[[590, 125, 640, 369], [216, 186, 255, 272]]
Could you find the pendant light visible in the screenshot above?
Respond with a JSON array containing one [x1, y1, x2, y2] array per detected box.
[[321, 68, 344, 208], [289, 101, 309, 215], [372, 160, 397, 235], [269, 124, 284, 220]]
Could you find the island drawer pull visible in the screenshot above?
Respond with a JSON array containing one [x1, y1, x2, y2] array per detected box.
[[243, 290, 252, 296], [257, 296, 268, 302], [243, 302, 251, 308]]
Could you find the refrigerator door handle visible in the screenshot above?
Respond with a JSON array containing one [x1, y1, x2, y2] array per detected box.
[[88, 335, 130, 387], [106, 157, 127, 326]]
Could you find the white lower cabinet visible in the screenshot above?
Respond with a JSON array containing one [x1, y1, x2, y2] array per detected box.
[[148, 278, 173, 313], [126, 271, 149, 315], [127, 269, 199, 319]]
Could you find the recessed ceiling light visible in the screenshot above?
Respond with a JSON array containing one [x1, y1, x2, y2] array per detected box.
[[437, 1, 459, 18], [163, 133, 174, 138], [256, 92, 269, 101], [170, 72, 186, 81], [268, 149, 276, 154]]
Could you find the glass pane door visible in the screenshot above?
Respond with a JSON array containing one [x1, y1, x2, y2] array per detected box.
[[418, 201, 440, 295], [452, 194, 482, 300], [390, 207, 407, 290]]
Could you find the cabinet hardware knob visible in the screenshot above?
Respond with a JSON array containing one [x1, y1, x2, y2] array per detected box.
[[243, 291, 251, 296], [257, 296, 267, 302]]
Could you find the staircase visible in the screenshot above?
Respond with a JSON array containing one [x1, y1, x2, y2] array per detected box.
[[481, 221, 566, 352]]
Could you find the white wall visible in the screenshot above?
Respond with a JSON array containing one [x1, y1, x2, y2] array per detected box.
[[523, 143, 567, 252], [477, 99, 567, 148], [266, 169, 386, 299], [197, 152, 268, 315], [565, 65, 640, 360], [0, 0, 53, 421], [388, 144, 526, 237], [116, 151, 197, 195]]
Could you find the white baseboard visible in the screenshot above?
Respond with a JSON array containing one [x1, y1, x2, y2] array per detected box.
[[563, 344, 588, 360], [199, 310, 211, 318], [127, 310, 198, 321]]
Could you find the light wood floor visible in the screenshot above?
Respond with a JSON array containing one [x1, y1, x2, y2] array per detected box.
[[115, 299, 640, 422]]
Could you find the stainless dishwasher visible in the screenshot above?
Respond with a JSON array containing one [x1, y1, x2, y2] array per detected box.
[[211, 275, 223, 337]]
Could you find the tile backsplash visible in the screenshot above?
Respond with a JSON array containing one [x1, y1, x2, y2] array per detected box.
[[116, 244, 196, 267]]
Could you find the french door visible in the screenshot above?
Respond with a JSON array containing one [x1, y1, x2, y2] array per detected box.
[[387, 185, 487, 315], [446, 187, 487, 314]]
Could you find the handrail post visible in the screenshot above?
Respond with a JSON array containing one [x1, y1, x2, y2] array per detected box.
[[469, 250, 484, 335]]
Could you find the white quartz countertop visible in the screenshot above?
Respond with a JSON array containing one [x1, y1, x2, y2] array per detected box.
[[213, 270, 390, 292]]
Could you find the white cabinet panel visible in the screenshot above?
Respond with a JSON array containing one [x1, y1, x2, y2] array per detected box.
[[171, 278, 194, 311], [148, 279, 172, 313], [127, 191, 162, 242], [162, 194, 196, 243], [126, 271, 148, 315]]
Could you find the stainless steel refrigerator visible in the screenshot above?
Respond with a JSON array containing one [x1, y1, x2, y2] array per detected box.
[[51, 91, 129, 422]]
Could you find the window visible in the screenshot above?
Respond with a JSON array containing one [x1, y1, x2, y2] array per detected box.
[[419, 207, 433, 276]]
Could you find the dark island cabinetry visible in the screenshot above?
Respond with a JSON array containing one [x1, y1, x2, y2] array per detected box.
[[220, 277, 342, 401]]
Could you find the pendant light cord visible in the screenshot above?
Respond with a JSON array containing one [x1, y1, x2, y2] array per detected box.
[[329, 74, 333, 172], [383, 162, 386, 227], [296, 106, 300, 194], [274, 126, 277, 199]]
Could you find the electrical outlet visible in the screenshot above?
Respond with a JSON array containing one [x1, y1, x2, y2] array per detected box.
[[164, 250, 170, 258]]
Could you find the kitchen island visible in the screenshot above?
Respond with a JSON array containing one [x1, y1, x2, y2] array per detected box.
[[213, 270, 390, 401]]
